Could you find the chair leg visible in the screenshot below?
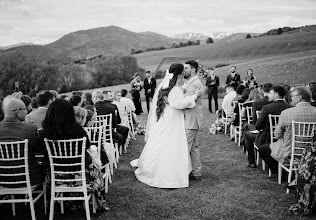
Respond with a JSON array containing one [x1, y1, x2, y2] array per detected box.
[[105, 174, 109, 193], [44, 182, 47, 214], [287, 169, 292, 194], [60, 193, 64, 214], [262, 160, 266, 170], [278, 164, 282, 184], [92, 194, 97, 213], [268, 169, 271, 177], [238, 131, 241, 146], [11, 195, 16, 216], [84, 198, 91, 220], [49, 199, 55, 220], [29, 198, 36, 220]]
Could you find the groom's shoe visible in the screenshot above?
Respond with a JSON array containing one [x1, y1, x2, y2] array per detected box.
[[189, 173, 201, 180]]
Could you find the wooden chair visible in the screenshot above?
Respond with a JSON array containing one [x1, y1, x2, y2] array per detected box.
[[234, 103, 245, 146], [0, 139, 46, 220], [246, 106, 254, 125], [84, 126, 111, 191], [94, 114, 120, 163], [126, 103, 136, 139], [44, 137, 94, 219], [223, 101, 234, 135], [278, 121, 316, 193]]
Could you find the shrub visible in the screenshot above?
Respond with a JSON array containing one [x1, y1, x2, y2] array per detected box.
[[215, 63, 230, 68]]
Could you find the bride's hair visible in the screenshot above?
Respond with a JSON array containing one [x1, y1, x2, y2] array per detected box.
[[156, 63, 184, 121]]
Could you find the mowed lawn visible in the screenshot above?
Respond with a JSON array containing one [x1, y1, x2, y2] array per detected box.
[[1, 99, 310, 220]]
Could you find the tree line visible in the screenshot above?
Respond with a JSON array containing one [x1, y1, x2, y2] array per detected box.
[[0, 51, 141, 97]]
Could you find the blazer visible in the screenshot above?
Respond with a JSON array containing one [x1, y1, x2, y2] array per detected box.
[[254, 100, 292, 147], [270, 102, 316, 163], [25, 107, 48, 130], [226, 73, 241, 85], [252, 96, 270, 124], [0, 117, 43, 187], [206, 75, 220, 94], [94, 101, 118, 128], [183, 76, 203, 130], [144, 77, 156, 97]]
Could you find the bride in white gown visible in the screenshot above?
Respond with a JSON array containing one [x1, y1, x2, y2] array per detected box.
[[131, 63, 203, 188]]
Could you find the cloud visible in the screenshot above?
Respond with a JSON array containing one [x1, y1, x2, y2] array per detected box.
[[0, 0, 316, 46]]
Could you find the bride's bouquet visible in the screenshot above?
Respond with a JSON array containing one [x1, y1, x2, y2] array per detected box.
[[209, 118, 225, 135]]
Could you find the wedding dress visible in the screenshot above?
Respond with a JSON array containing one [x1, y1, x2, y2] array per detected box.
[[131, 72, 198, 188]]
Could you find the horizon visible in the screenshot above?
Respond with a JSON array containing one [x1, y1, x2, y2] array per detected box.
[[1, 0, 316, 47]]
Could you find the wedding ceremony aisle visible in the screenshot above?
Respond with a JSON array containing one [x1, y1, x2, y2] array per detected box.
[[0, 99, 306, 220]]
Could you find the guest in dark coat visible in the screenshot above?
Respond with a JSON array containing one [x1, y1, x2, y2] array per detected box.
[[130, 72, 143, 115], [226, 66, 241, 86], [143, 71, 156, 113], [252, 83, 273, 124], [206, 68, 220, 113], [244, 86, 292, 167], [0, 96, 44, 187]]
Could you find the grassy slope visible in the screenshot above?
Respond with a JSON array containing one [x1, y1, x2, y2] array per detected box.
[[2, 100, 309, 219], [134, 29, 316, 72]]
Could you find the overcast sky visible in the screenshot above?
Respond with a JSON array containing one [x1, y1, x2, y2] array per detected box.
[[0, 0, 316, 46]]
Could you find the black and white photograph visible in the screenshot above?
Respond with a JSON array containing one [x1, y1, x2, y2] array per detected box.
[[1, 0, 316, 219]]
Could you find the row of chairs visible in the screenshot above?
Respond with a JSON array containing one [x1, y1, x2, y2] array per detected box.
[[0, 108, 136, 219], [223, 101, 316, 194]]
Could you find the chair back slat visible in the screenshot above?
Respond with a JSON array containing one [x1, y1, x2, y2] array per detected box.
[[256, 110, 261, 119], [44, 137, 87, 186], [290, 121, 316, 169], [269, 114, 280, 143], [126, 103, 135, 134], [84, 126, 102, 158], [246, 106, 253, 124], [0, 139, 30, 187]]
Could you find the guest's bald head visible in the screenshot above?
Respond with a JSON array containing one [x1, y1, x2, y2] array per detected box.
[[2, 96, 27, 121]]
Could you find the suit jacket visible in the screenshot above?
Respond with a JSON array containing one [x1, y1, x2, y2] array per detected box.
[[0, 117, 43, 187], [94, 101, 118, 128], [144, 77, 156, 97], [270, 102, 316, 163], [206, 75, 219, 94], [252, 96, 270, 124], [226, 73, 241, 85], [183, 76, 203, 129], [254, 100, 292, 147], [25, 107, 48, 130]]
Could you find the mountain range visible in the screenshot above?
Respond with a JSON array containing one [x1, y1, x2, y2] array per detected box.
[[0, 25, 259, 63]]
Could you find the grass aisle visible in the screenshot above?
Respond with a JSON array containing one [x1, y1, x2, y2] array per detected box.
[[0, 100, 308, 220], [102, 100, 306, 220]]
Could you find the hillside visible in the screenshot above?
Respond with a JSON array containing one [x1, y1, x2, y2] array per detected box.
[[134, 28, 316, 71], [0, 26, 183, 63]]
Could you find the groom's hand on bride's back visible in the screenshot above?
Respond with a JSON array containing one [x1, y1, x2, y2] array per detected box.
[[195, 86, 206, 97]]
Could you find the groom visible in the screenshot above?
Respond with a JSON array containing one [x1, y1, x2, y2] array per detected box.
[[183, 60, 203, 180]]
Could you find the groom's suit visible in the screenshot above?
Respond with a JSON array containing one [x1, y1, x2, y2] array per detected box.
[[183, 76, 203, 177]]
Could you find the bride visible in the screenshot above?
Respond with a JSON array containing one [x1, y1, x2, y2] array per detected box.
[[131, 63, 204, 188]]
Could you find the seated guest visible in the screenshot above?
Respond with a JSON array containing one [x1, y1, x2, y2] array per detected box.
[[103, 91, 129, 149], [112, 91, 129, 127], [120, 89, 138, 124], [92, 90, 123, 147], [252, 83, 273, 124], [232, 84, 246, 103], [84, 105, 97, 127], [289, 130, 316, 215], [25, 91, 54, 130], [82, 92, 94, 107], [221, 84, 237, 119], [245, 86, 292, 168], [69, 95, 83, 107], [258, 86, 316, 179], [21, 95, 33, 114], [0, 96, 44, 187], [240, 88, 261, 118], [59, 94, 69, 101], [31, 97, 38, 111], [49, 90, 58, 100], [308, 83, 316, 107], [232, 88, 251, 127], [40, 99, 109, 211], [74, 106, 88, 126]]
